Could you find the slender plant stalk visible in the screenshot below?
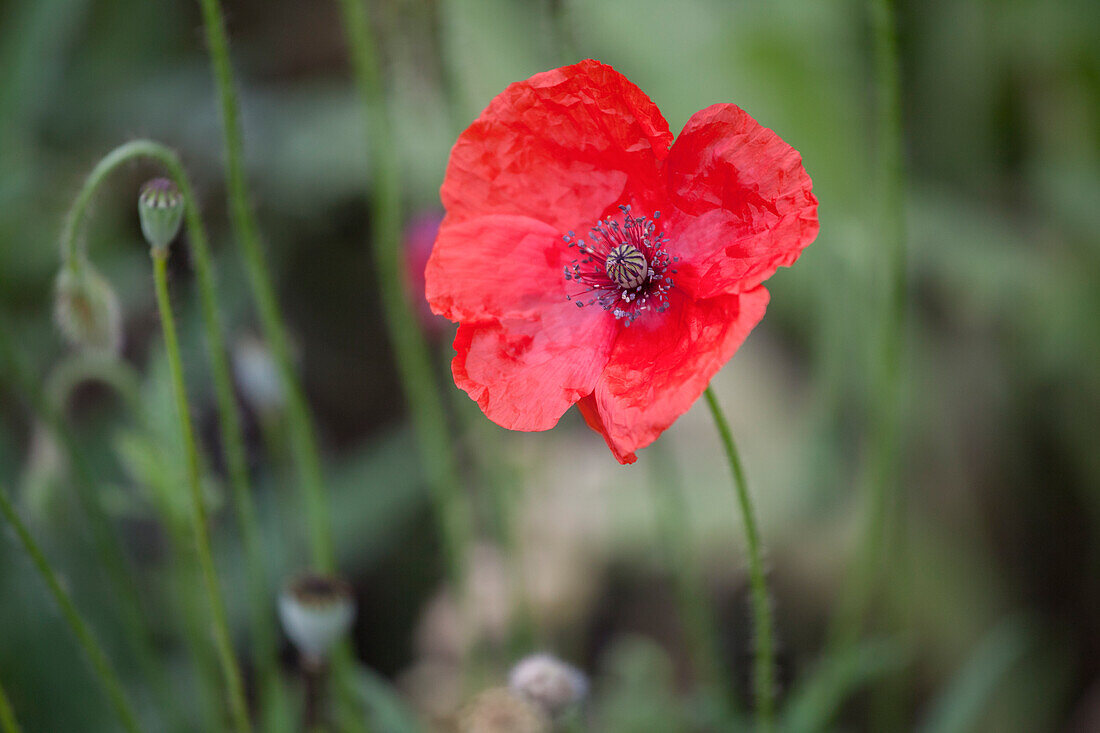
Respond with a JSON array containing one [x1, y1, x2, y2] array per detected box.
[[863, 0, 909, 725], [0, 326, 173, 720], [704, 387, 775, 730], [547, 0, 579, 64], [831, 0, 909, 653], [0, 677, 22, 733], [334, 0, 472, 593], [647, 439, 736, 717], [425, 0, 469, 134], [152, 252, 252, 733], [194, 0, 334, 572], [60, 139, 278, 715], [425, 5, 537, 656], [0, 482, 141, 733]]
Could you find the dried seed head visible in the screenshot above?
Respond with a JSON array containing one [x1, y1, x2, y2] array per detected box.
[[458, 687, 550, 733], [508, 653, 588, 718], [278, 573, 355, 665], [54, 266, 122, 354], [138, 178, 184, 253]]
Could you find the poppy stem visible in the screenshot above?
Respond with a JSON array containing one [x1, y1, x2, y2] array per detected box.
[[703, 386, 776, 730], [59, 138, 278, 726], [195, 0, 335, 574], [334, 0, 473, 595], [0, 482, 141, 733], [152, 251, 253, 733]]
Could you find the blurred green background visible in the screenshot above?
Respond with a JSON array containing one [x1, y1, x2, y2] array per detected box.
[[1, 0, 1099, 730]]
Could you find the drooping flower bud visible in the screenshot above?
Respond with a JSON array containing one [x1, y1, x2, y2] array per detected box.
[[54, 265, 122, 354], [459, 687, 549, 733], [508, 654, 588, 719], [278, 573, 355, 666], [138, 178, 184, 254]]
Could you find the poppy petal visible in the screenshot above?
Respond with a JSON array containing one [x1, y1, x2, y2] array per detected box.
[[664, 104, 818, 299], [426, 215, 568, 321], [576, 394, 637, 465], [441, 59, 673, 233], [452, 302, 617, 432], [587, 287, 771, 462]]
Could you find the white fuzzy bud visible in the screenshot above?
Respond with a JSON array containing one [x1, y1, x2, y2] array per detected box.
[[508, 653, 588, 718]]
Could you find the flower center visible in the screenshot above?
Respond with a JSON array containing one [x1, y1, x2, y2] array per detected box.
[[562, 205, 677, 325], [605, 244, 648, 289]]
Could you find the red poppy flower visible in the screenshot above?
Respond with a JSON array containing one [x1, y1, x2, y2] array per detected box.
[[426, 60, 818, 464]]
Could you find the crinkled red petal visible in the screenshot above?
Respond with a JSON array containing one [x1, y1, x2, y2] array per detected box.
[[664, 104, 818, 299], [576, 394, 637, 464], [584, 287, 771, 463], [441, 59, 673, 234], [451, 302, 617, 432], [426, 215, 567, 322]]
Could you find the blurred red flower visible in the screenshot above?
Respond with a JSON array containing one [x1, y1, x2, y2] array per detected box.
[[426, 60, 818, 464]]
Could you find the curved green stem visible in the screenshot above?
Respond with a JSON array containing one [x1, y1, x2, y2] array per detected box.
[[152, 252, 252, 733], [704, 387, 775, 730], [194, 0, 334, 572], [60, 138, 278, 716], [335, 0, 472, 594], [44, 352, 143, 417], [0, 483, 141, 733]]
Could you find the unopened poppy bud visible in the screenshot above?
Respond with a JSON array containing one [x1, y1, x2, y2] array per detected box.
[[459, 687, 549, 733], [278, 573, 355, 666], [54, 266, 122, 354], [508, 654, 588, 718], [138, 178, 184, 253]]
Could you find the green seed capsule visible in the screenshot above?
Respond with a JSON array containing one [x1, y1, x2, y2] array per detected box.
[[605, 244, 648, 290], [138, 178, 184, 253]]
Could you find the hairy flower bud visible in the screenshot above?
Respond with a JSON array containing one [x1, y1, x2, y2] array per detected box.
[[459, 688, 549, 733], [278, 573, 355, 666], [54, 266, 122, 354], [508, 654, 588, 718], [138, 178, 184, 253]]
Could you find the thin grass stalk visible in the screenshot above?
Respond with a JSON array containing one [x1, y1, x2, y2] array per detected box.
[[0, 482, 141, 733], [547, 0, 579, 64], [194, 0, 334, 572], [831, 0, 909, 653], [334, 0, 472, 596], [152, 252, 252, 733], [0, 677, 23, 733], [703, 387, 776, 730], [0, 326, 172, 719], [647, 439, 737, 718], [427, 1, 539, 657], [60, 138, 278, 717]]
